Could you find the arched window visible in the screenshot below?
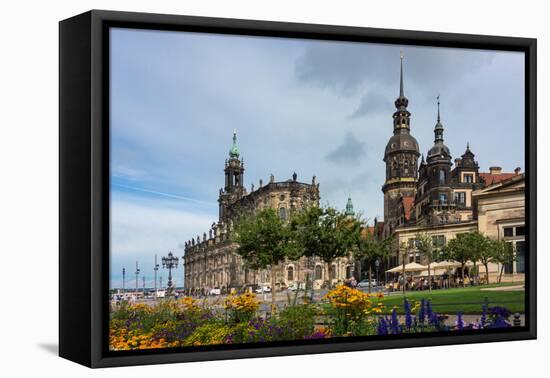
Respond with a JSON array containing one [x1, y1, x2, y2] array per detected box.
[[330, 264, 337, 280], [314, 265, 322, 280], [346, 266, 352, 279], [404, 160, 409, 175], [287, 266, 294, 281], [279, 207, 287, 220]]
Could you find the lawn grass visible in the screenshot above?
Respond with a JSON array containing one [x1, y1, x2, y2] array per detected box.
[[371, 283, 525, 314]]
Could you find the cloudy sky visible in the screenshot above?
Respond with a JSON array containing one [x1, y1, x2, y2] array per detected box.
[[109, 27, 525, 288]]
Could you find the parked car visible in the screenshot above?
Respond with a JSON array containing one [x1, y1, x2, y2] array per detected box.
[[255, 286, 271, 294], [357, 279, 378, 288], [288, 282, 306, 292], [209, 288, 221, 295]]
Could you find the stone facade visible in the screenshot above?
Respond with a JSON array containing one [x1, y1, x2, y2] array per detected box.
[[183, 132, 355, 294], [383, 55, 525, 282]]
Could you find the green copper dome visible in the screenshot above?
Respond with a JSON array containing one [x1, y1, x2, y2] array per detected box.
[[345, 196, 355, 216], [229, 130, 240, 158]]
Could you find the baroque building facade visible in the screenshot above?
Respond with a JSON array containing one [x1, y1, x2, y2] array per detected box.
[[183, 132, 356, 294], [383, 54, 525, 282]]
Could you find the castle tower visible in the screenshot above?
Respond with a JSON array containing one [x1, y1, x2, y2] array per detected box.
[[382, 51, 420, 235], [218, 130, 246, 222], [424, 96, 454, 224]]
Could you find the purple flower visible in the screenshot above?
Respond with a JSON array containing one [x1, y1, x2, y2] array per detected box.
[[489, 306, 512, 319], [426, 300, 433, 320], [456, 312, 464, 330], [390, 309, 400, 334], [305, 331, 327, 339], [377, 317, 389, 335], [480, 303, 488, 328], [404, 299, 412, 329], [429, 311, 439, 326], [418, 299, 426, 324]]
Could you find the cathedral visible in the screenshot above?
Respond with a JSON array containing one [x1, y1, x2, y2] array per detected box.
[[381, 53, 525, 280], [182, 132, 355, 294]]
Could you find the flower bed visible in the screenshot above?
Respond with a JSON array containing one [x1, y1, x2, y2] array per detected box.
[[109, 286, 515, 351]]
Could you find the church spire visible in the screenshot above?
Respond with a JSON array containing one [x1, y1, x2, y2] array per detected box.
[[393, 50, 410, 133], [400, 49, 404, 98], [229, 129, 240, 159], [345, 196, 355, 217]]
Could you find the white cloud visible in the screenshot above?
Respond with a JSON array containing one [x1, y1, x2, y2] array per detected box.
[[110, 193, 215, 286]]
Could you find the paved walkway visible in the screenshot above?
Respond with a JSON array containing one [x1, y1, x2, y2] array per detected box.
[[480, 285, 524, 291]]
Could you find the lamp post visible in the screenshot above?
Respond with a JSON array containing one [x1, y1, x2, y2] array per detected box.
[[134, 261, 140, 297], [154, 254, 159, 299], [122, 267, 126, 292], [375, 259, 380, 292], [162, 252, 179, 297]]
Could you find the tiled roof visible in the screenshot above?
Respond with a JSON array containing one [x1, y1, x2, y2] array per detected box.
[[479, 172, 517, 186]]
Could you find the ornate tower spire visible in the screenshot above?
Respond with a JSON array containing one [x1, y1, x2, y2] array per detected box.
[[345, 196, 355, 217], [400, 49, 404, 98], [229, 129, 240, 159], [382, 50, 420, 238], [393, 49, 410, 133]]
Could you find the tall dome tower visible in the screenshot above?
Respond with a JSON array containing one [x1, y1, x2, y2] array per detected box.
[[382, 51, 420, 235]]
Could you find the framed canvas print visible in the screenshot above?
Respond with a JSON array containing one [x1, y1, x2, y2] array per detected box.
[[59, 10, 537, 368]]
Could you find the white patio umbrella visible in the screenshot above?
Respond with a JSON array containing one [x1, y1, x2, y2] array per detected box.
[[385, 262, 428, 273]]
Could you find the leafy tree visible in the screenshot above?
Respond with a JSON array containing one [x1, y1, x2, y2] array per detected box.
[[415, 233, 438, 292], [442, 233, 476, 287], [232, 208, 297, 311], [452, 231, 492, 286], [468, 232, 493, 285], [354, 230, 393, 293], [490, 239, 516, 283], [291, 205, 361, 289]]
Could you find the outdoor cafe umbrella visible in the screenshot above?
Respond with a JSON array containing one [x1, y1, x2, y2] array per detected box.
[[385, 262, 428, 273], [432, 260, 462, 269]]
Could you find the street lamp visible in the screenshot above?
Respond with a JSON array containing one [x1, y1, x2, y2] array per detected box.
[[375, 259, 380, 291], [134, 261, 140, 296], [154, 254, 159, 298], [122, 267, 126, 292], [162, 252, 179, 296]]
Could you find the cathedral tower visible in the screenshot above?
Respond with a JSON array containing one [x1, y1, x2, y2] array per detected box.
[[382, 51, 420, 235], [218, 130, 246, 222]]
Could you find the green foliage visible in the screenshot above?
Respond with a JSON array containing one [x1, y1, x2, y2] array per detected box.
[[276, 304, 317, 339], [183, 322, 233, 346], [490, 239, 515, 265], [442, 233, 475, 265], [415, 232, 437, 263], [232, 208, 296, 270], [355, 231, 393, 263], [291, 205, 361, 266], [489, 239, 516, 283]]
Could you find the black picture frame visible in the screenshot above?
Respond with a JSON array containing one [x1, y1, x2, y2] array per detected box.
[[59, 9, 537, 368]]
